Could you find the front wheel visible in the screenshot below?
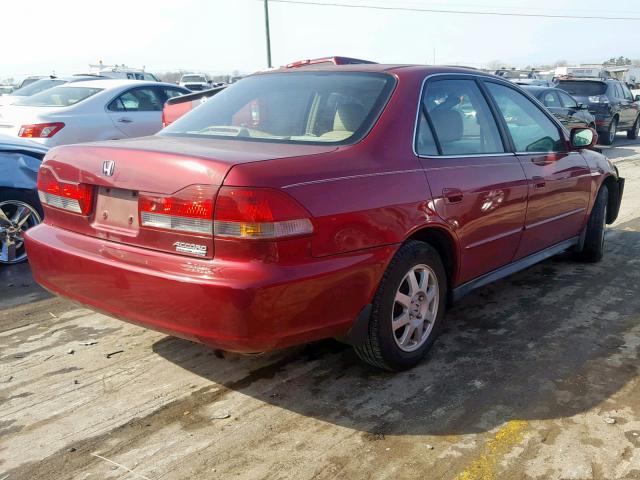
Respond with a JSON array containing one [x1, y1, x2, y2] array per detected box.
[[627, 115, 640, 139], [354, 241, 447, 371], [575, 185, 608, 263]]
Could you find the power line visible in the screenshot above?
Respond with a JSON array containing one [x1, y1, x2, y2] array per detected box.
[[266, 0, 640, 21]]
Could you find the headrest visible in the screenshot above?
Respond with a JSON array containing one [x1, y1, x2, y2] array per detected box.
[[430, 109, 463, 143], [334, 102, 366, 132]]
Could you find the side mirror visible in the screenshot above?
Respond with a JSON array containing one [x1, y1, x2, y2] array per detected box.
[[570, 127, 597, 149], [577, 103, 588, 110], [635, 95, 640, 102]]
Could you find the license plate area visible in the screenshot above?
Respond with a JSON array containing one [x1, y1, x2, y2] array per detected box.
[[93, 187, 140, 235]]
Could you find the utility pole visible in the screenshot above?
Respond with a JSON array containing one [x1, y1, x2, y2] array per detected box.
[[264, 0, 272, 68]]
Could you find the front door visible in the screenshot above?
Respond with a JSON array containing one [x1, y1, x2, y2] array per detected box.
[[107, 86, 165, 138], [484, 81, 592, 258], [415, 77, 529, 284]]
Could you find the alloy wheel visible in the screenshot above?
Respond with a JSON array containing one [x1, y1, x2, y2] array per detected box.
[[0, 201, 41, 264], [392, 264, 439, 352], [609, 119, 617, 144]]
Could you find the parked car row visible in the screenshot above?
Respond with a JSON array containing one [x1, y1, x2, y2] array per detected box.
[[18, 62, 624, 371]]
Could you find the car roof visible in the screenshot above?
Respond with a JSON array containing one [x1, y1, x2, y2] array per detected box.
[[265, 64, 499, 78], [57, 79, 175, 89]]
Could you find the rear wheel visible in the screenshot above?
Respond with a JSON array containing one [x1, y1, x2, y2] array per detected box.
[[627, 115, 640, 139], [575, 185, 608, 263], [0, 199, 42, 264], [354, 241, 447, 371], [600, 117, 618, 145]]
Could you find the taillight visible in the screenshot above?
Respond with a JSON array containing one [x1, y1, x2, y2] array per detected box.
[[37, 168, 93, 215], [19, 122, 65, 138], [139, 185, 215, 235], [213, 187, 313, 239]]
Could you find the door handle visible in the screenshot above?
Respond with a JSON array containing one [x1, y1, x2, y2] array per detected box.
[[531, 156, 554, 166], [443, 188, 464, 203], [117, 118, 133, 123], [532, 176, 546, 189]]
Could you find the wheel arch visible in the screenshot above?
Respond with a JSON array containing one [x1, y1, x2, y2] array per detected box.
[[601, 174, 621, 224], [404, 225, 459, 295]]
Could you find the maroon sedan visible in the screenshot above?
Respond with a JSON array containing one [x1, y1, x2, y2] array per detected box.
[[25, 65, 624, 370]]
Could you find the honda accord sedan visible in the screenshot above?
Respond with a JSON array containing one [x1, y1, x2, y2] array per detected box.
[[25, 65, 624, 370]]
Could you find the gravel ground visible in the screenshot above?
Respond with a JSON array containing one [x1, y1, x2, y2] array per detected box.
[[1, 136, 639, 480]]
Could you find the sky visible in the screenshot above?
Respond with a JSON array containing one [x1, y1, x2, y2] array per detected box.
[[2, 0, 640, 80]]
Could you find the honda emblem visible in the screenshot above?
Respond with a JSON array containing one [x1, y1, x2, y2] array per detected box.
[[102, 160, 115, 177]]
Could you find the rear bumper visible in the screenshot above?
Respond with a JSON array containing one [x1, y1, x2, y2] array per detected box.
[[25, 224, 393, 352]]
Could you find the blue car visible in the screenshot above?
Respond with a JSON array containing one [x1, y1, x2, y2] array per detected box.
[[0, 135, 48, 264]]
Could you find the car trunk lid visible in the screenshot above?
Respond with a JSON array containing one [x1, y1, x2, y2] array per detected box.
[[39, 136, 337, 258]]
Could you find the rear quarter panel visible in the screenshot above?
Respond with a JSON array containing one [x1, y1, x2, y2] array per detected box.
[[223, 69, 454, 263]]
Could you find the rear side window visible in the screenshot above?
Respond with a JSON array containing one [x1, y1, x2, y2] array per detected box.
[[16, 86, 102, 107], [161, 72, 395, 145], [163, 88, 186, 100], [557, 81, 606, 96], [486, 82, 564, 153], [108, 88, 164, 112], [558, 91, 578, 109], [416, 79, 504, 156], [541, 91, 560, 108]]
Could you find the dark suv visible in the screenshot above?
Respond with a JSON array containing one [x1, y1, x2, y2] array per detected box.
[[557, 78, 640, 145]]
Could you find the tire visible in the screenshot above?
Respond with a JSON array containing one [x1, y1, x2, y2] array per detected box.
[[354, 240, 447, 371], [575, 185, 608, 263], [600, 117, 618, 145], [0, 195, 42, 264], [627, 115, 640, 139]]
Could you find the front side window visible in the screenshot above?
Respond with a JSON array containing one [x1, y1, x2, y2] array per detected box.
[[558, 91, 578, 109], [108, 88, 163, 112], [161, 72, 395, 145], [416, 79, 504, 156], [622, 84, 633, 101], [16, 86, 102, 107], [486, 82, 564, 153]]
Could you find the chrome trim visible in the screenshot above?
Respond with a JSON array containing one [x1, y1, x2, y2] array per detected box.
[[282, 169, 424, 189], [525, 207, 586, 230], [419, 153, 516, 160], [464, 227, 523, 250]]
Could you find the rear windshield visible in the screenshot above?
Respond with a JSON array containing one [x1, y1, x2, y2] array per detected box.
[[16, 86, 102, 107], [557, 81, 606, 96], [161, 72, 395, 145], [11, 79, 66, 97], [182, 75, 206, 83]]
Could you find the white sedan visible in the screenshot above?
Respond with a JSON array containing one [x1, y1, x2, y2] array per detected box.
[[0, 80, 189, 147]]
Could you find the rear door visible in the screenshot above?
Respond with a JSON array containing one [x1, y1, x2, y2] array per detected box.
[[483, 81, 592, 258], [416, 77, 528, 284], [106, 86, 165, 137]]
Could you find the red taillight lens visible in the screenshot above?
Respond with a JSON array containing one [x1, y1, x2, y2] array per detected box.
[[19, 122, 65, 138], [213, 187, 313, 239], [37, 168, 93, 215], [139, 185, 215, 235]]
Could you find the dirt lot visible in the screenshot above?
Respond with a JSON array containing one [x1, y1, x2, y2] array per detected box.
[[2, 138, 640, 480]]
